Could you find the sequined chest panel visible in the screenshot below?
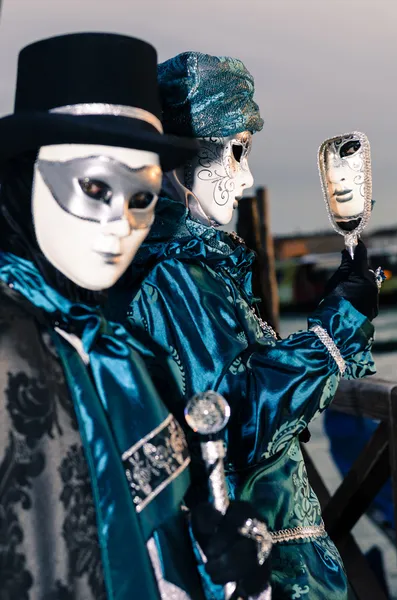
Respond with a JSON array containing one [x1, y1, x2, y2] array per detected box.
[[122, 414, 190, 513]]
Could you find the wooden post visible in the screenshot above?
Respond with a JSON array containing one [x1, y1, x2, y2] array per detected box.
[[237, 187, 280, 331], [256, 187, 280, 332]]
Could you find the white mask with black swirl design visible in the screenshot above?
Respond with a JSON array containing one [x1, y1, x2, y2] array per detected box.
[[324, 135, 366, 222], [183, 131, 254, 226]]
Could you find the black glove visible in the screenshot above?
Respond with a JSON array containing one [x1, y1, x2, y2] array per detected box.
[[323, 239, 378, 321], [191, 501, 272, 599]]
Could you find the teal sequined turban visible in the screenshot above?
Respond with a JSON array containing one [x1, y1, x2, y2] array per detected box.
[[157, 52, 264, 138]]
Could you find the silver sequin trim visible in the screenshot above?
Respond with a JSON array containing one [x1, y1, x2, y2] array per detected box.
[[50, 103, 163, 133], [270, 521, 326, 543], [122, 414, 190, 513], [309, 325, 346, 375], [251, 308, 278, 339], [239, 517, 272, 565]]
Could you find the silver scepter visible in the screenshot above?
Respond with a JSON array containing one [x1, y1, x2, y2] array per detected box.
[[185, 390, 236, 600]]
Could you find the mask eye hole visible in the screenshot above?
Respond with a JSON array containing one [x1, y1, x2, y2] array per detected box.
[[129, 191, 155, 209], [232, 143, 243, 163], [340, 140, 361, 158], [79, 178, 112, 203]]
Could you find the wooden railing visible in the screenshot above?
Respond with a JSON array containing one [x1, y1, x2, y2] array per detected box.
[[327, 377, 397, 540], [237, 188, 396, 600], [303, 377, 397, 600]]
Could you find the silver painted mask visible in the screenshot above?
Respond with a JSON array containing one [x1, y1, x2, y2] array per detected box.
[[324, 135, 366, 222], [318, 131, 372, 257], [37, 155, 161, 229], [33, 144, 162, 291]]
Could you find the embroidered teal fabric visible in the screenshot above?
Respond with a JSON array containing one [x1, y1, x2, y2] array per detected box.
[[158, 52, 264, 138], [108, 194, 374, 599], [0, 251, 205, 600]]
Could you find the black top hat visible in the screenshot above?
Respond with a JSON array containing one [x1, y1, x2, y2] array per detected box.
[[0, 33, 198, 171]]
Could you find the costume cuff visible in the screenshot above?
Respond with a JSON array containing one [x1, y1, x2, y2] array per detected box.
[[308, 296, 375, 380]]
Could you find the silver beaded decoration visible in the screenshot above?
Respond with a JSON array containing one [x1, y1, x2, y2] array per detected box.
[[251, 308, 278, 339], [239, 517, 273, 565], [374, 266, 386, 291], [309, 325, 346, 375], [270, 521, 326, 543]]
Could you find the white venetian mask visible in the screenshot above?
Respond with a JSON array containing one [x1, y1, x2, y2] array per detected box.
[[33, 144, 161, 290], [183, 131, 254, 226], [324, 135, 366, 222]]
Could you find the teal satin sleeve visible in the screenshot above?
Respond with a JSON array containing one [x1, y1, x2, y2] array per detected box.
[[127, 258, 375, 468], [239, 295, 375, 465]]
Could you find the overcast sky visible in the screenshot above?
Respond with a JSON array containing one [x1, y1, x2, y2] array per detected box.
[[0, 0, 396, 235]]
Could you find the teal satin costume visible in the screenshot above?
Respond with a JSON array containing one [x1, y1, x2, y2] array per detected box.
[[108, 194, 375, 600], [0, 251, 206, 600]]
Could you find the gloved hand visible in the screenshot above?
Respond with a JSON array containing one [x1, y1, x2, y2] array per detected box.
[[191, 501, 272, 599], [323, 239, 379, 321]]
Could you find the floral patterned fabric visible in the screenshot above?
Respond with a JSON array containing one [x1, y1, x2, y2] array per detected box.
[[0, 254, 209, 600], [0, 286, 106, 600]]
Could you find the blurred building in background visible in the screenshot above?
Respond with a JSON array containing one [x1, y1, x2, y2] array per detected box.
[[274, 227, 397, 309]]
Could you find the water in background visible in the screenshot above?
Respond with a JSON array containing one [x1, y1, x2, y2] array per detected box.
[[280, 307, 397, 380]]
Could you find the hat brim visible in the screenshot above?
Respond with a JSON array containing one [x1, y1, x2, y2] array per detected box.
[[0, 112, 198, 171]]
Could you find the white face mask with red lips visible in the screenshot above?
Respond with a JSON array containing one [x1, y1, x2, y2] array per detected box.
[[32, 143, 161, 290], [179, 131, 254, 226]]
